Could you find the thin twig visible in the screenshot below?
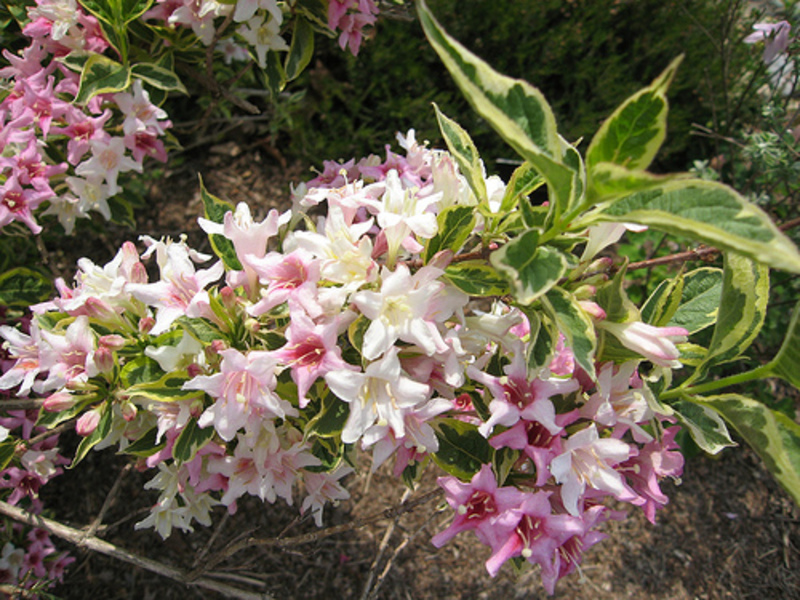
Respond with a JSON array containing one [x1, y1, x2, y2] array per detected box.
[[85, 463, 132, 539], [24, 420, 74, 449], [1, 398, 45, 411], [191, 488, 443, 580], [0, 500, 272, 600], [193, 510, 230, 568], [360, 488, 411, 600]]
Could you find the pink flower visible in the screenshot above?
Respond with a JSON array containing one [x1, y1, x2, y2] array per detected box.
[[431, 464, 527, 549], [745, 21, 792, 63], [271, 310, 356, 407], [185, 348, 297, 441], [600, 321, 688, 369]]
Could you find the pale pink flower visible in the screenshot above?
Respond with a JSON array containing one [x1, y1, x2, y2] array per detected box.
[[745, 20, 792, 63], [601, 320, 688, 369], [185, 348, 297, 441], [549, 424, 637, 516], [113, 80, 170, 136]]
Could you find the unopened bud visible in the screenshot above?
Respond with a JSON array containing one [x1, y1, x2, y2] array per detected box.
[[120, 400, 137, 422], [94, 347, 114, 373], [186, 363, 203, 378], [139, 316, 155, 334], [85, 297, 117, 321], [244, 318, 260, 333], [578, 300, 606, 321], [208, 339, 226, 355], [131, 262, 148, 284], [99, 334, 126, 350], [572, 284, 596, 300], [220, 286, 236, 310], [75, 408, 101, 436], [43, 391, 76, 412]]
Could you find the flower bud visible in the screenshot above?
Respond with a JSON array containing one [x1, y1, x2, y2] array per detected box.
[[75, 408, 101, 436], [186, 363, 203, 378], [94, 347, 114, 374], [220, 286, 237, 310], [85, 297, 117, 321], [43, 391, 76, 412], [139, 316, 155, 334], [244, 318, 260, 333], [131, 262, 148, 284], [120, 400, 137, 422], [99, 334, 126, 350]]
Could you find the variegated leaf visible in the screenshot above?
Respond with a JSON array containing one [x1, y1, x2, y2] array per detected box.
[[586, 55, 682, 171], [766, 300, 800, 391], [417, 0, 578, 217], [444, 260, 510, 297], [674, 396, 736, 455], [490, 230, 568, 305], [542, 287, 596, 378], [434, 104, 487, 204], [594, 179, 800, 273], [424, 205, 476, 264], [691, 253, 768, 382], [700, 394, 800, 506]]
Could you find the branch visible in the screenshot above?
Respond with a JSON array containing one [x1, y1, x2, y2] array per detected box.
[[0, 501, 272, 600], [190, 487, 443, 579], [1, 398, 44, 411]]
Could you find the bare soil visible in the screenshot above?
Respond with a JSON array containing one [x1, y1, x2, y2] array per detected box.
[[38, 146, 800, 600]]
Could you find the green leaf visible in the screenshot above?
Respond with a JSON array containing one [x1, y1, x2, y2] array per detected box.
[[172, 417, 216, 463], [56, 51, 91, 73], [75, 54, 131, 105], [0, 268, 54, 307], [264, 50, 287, 96], [78, 0, 114, 24], [541, 287, 596, 378], [131, 63, 187, 93], [498, 161, 545, 214], [523, 309, 558, 372], [595, 179, 800, 273], [432, 419, 492, 481], [120, 427, 165, 458], [285, 17, 315, 81], [641, 271, 684, 328], [595, 262, 639, 324], [417, 0, 578, 217], [587, 162, 683, 203], [424, 205, 476, 264], [692, 253, 768, 381], [198, 175, 243, 271], [490, 230, 568, 304], [668, 268, 723, 333], [766, 300, 800, 391], [434, 104, 487, 203], [35, 396, 96, 430], [177, 316, 221, 344], [70, 404, 114, 469], [674, 396, 736, 455], [586, 56, 682, 171], [119, 0, 154, 24], [107, 194, 136, 229], [700, 393, 800, 506], [306, 391, 350, 438], [119, 355, 164, 387], [0, 441, 15, 472], [444, 260, 510, 297], [126, 371, 200, 403]]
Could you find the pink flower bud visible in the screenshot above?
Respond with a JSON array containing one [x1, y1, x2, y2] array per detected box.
[[578, 300, 606, 320], [139, 316, 155, 334], [186, 363, 203, 378], [209, 339, 226, 355], [43, 391, 76, 412], [99, 334, 126, 350], [220, 286, 236, 310], [131, 262, 148, 284], [120, 401, 137, 422], [94, 347, 114, 373], [85, 297, 116, 321], [76, 408, 101, 436]]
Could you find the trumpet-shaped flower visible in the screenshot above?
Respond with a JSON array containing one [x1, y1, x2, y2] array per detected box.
[[549, 424, 637, 516], [352, 264, 457, 360], [325, 347, 430, 444], [185, 348, 297, 441], [600, 320, 688, 369]]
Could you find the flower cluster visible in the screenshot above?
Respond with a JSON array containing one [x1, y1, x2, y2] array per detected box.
[[0, 0, 381, 237], [0, 408, 73, 593], [0, 128, 690, 592]]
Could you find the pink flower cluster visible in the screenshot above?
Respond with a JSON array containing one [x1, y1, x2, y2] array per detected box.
[[0, 1, 171, 235], [328, 0, 380, 55], [0, 130, 688, 593], [0, 408, 73, 592]]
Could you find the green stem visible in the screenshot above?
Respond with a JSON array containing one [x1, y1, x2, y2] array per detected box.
[[661, 363, 774, 400]]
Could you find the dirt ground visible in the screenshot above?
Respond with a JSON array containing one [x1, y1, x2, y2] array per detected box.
[[37, 145, 800, 600]]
